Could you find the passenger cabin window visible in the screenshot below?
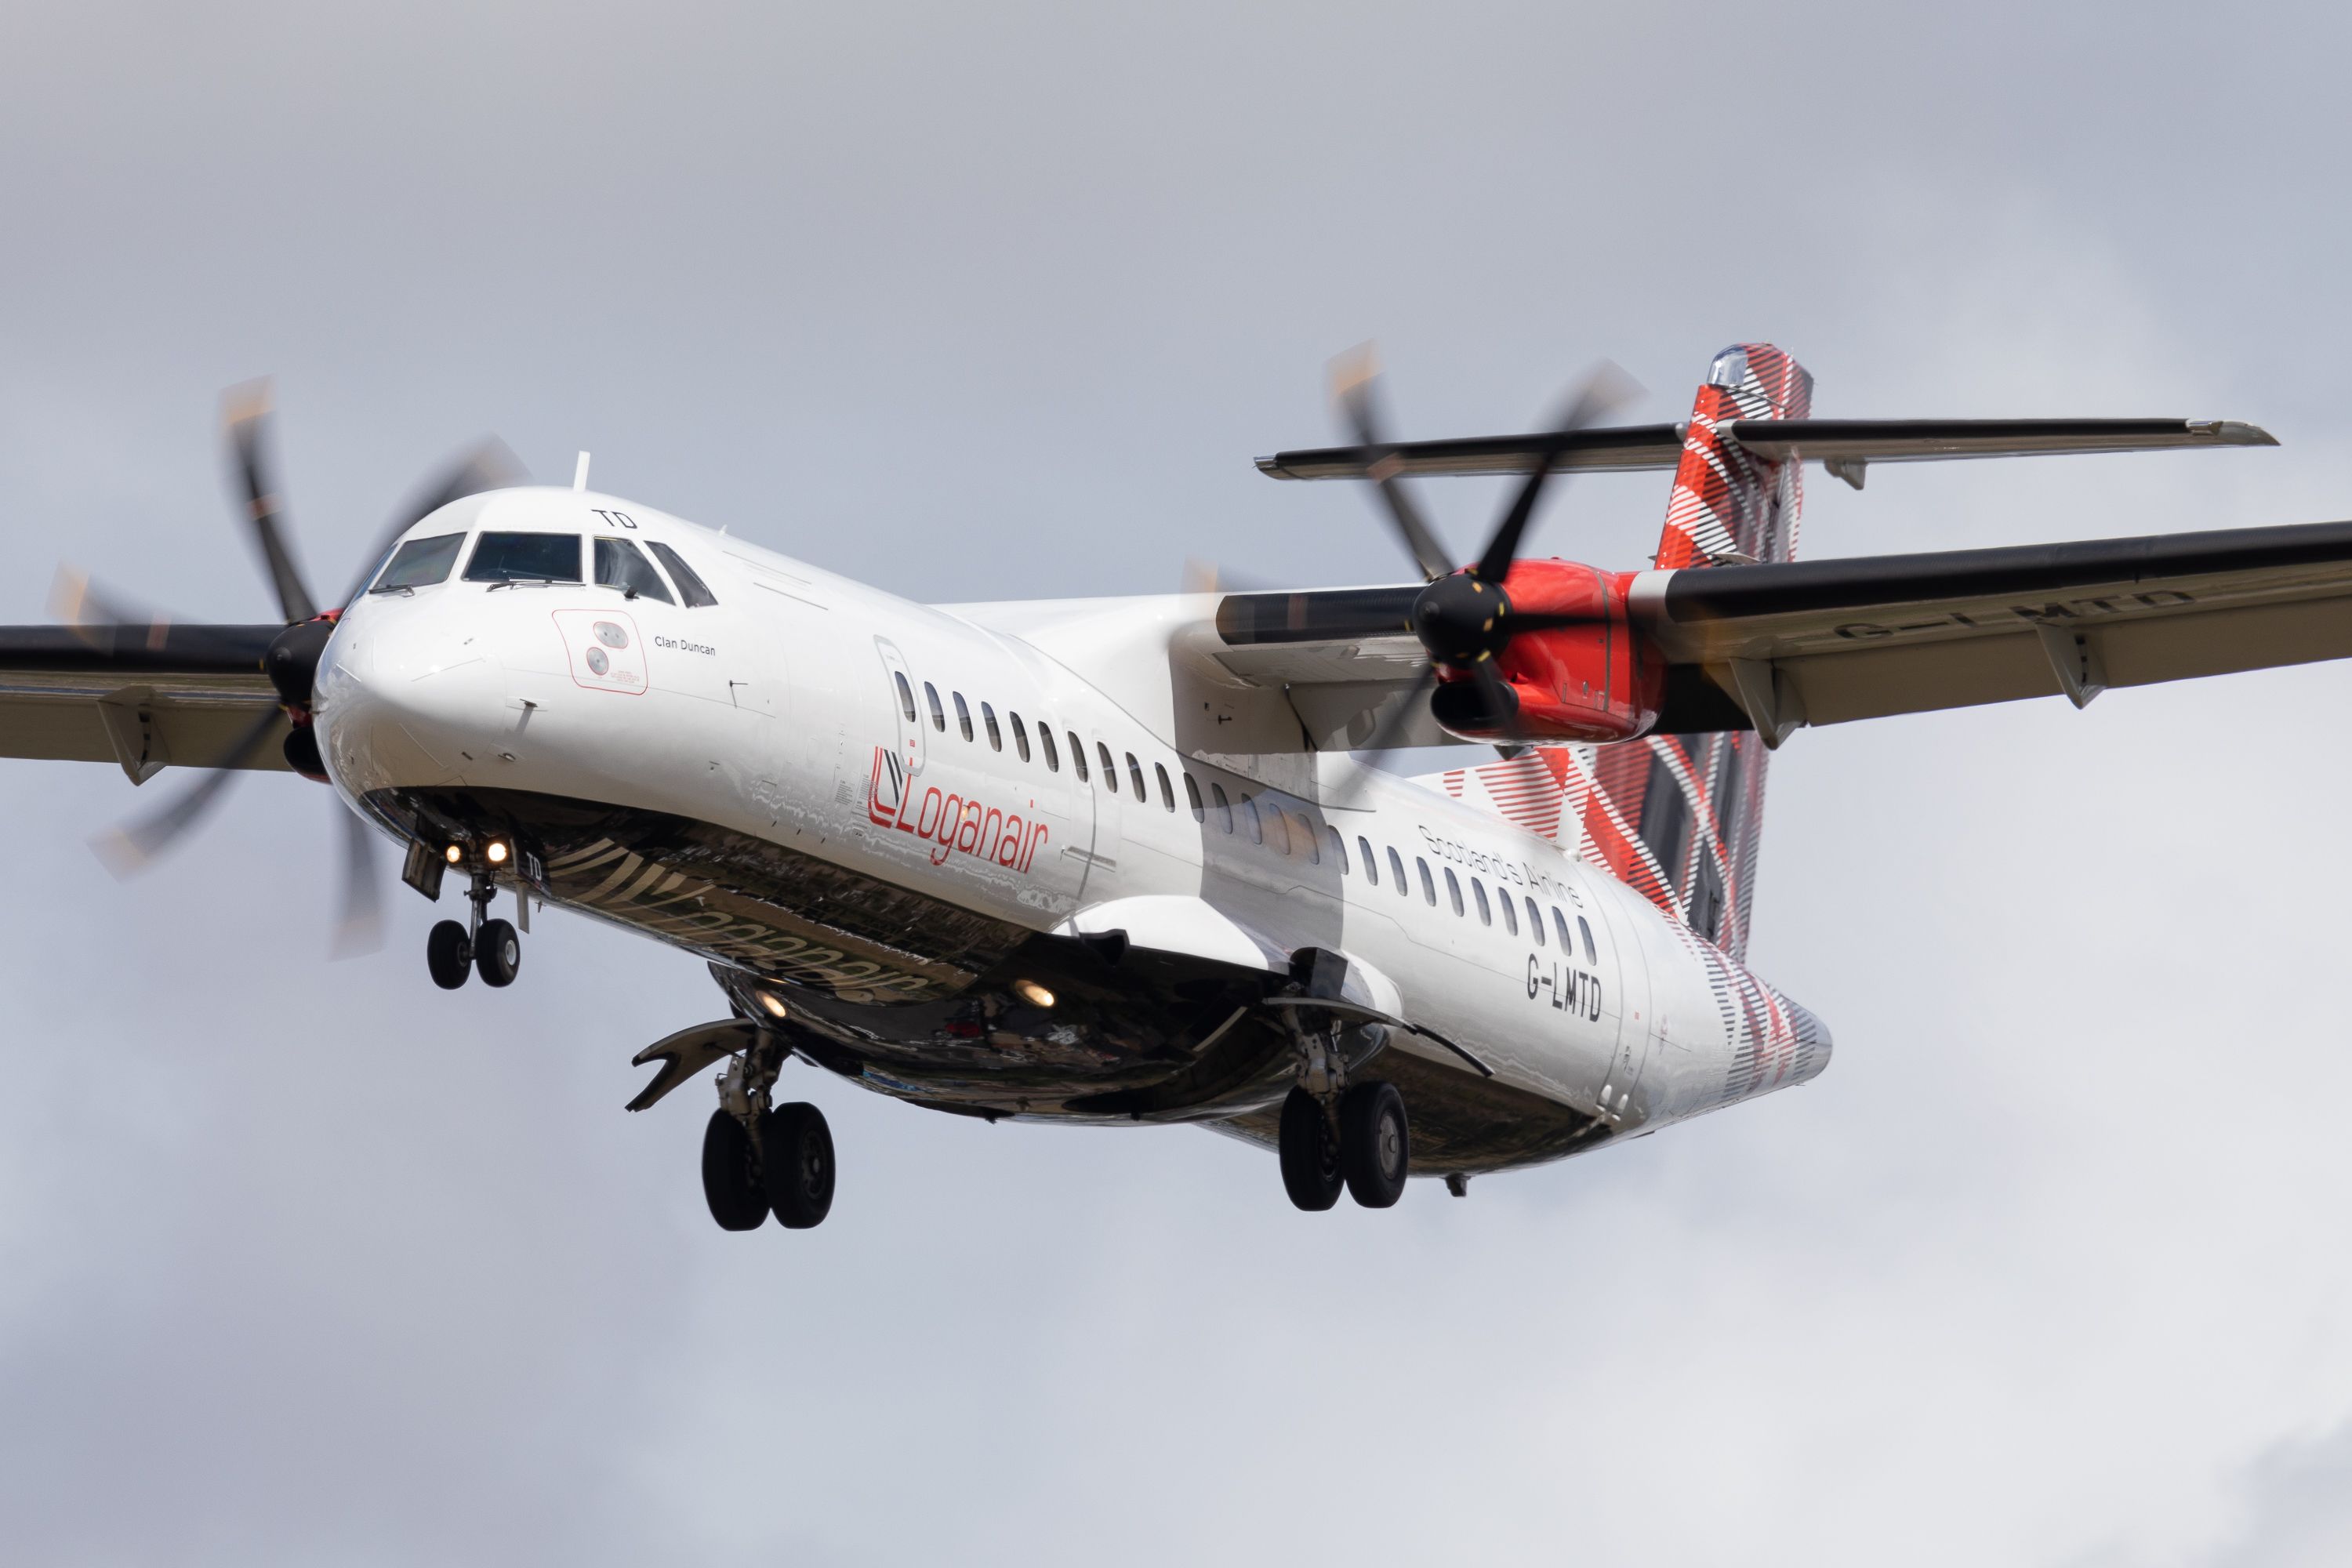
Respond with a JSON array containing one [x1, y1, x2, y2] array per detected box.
[[1009, 712, 1029, 760], [1127, 753, 1147, 800], [1098, 742, 1119, 794], [1040, 727, 1060, 771], [1241, 796, 1263, 844], [1359, 837, 1377, 885], [1472, 877, 1491, 924], [594, 537, 675, 602], [370, 532, 464, 593], [1525, 896, 1542, 942], [953, 692, 974, 742], [1500, 892, 1519, 936], [1155, 763, 1175, 811], [1184, 773, 1204, 821], [1552, 909, 1573, 952], [1387, 847, 1407, 894], [645, 541, 718, 607], [1578, 916, 1598, 964], [1327, 826, 1348, 872], [1069, 733, 1087, 782], [1211, 782, 1233, 833], [1294, 813, 1316, 864], [982, 702, 1002, 751], [464, 532, 582, 584], [924, 683, 946, 732], [1418, 858, 1437, 906], [1444, 868, 1465, 916], [893, 672, 916, 723]]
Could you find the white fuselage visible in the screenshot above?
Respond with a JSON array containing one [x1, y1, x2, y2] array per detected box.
[[316, 486, 1827, 1158]]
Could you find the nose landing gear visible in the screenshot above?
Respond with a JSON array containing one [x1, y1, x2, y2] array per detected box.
[[423, 851, 522, 989]]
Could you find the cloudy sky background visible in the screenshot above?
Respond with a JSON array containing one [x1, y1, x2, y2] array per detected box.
[[5, 2, 2352, 1563]]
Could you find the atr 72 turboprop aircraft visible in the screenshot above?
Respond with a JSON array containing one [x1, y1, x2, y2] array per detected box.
[[6, 344, 2336, 1229]]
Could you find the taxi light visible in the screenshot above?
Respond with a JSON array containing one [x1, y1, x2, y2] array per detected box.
[[758, 993, 789, 1020], [486, 840, 510, 866], [1011, 978, 1054, 1009], [445, 844, 463, 864]]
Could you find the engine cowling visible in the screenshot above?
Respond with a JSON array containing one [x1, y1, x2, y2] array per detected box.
[[1427, 560, 1662, 744]]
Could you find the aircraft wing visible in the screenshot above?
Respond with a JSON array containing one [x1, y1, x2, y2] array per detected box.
[[0, 624, 290, 779], [1212, 517, 2352, 746]]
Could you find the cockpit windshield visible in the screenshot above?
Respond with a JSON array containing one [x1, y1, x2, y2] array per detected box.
[[463, 532, 583, 585], [368, 532, 466, 593], [594, 536, 675, 603]]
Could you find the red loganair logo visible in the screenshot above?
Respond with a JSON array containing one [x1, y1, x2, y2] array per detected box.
[[866, 747, 1048, 872]]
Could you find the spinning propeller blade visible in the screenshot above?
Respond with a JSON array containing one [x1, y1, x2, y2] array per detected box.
[[85, 382, 521, 956], [1327, 349, 1641, 763], [224, 379, 321, 625], [1331, 345, 1454, 583], [93, 708, 281, 874]]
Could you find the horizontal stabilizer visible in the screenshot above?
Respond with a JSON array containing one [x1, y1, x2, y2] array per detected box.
[[1254, 418, 2276, 482]]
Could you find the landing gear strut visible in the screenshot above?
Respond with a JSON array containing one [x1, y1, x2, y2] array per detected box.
[[699, 1031, 836, 1232], [1275, 1006, 1411, 1212], [425, 852, 521, 990]]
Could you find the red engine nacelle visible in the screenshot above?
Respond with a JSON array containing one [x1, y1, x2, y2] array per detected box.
[[1429, 559, 1662, 744]]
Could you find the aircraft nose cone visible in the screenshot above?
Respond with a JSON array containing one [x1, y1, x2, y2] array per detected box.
[[314, 609, 503, 800]]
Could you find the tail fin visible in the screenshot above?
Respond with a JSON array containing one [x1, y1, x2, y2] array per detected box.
[[1654, 343, 1813, 569], [1426, 344, 1813, 961]]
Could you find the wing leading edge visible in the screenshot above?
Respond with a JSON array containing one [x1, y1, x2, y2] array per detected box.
[[0, 624, 288, 779]]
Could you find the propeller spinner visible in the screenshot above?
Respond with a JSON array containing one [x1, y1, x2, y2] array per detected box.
[[1331, 346, 1639, 755]]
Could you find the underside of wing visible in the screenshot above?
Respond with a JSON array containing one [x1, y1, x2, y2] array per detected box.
[[1639, 517, 2352, 736], [0, 625, 289, 778]]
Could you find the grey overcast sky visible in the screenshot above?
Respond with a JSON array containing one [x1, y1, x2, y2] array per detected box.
[[5, 2, 2352, 1563]]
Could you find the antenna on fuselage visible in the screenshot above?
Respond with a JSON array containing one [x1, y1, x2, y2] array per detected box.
[[572, 452, 591, 492]]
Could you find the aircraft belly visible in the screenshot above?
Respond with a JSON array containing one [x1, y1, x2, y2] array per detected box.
[[377, 786, 1303, 1120]]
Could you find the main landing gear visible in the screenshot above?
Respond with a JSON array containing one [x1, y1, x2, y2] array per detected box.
[[1279, 1080, 1410, 1211], [699, 1031, 837, 1231], [426, 855, 521, 991]]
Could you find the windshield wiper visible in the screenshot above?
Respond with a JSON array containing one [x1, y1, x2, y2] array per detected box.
[[486, 575, 570, 592]]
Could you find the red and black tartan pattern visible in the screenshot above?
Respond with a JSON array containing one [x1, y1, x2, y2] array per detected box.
[[1425, 345, 1828, 1105]]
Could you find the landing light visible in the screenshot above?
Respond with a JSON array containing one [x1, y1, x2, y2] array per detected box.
[[486, 840, 510, 866], [1012, 978, 1054, 1009], [759, 993, 789, 1020], [445, 844, 463, 865]]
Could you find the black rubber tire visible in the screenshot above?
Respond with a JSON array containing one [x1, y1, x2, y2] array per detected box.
[[761, 1102, 836, 1229], [474, 918, 521, 988], [1341, 1080, 1410, 1209], [701, 1109, 769, 1231], [1278, 1086, 1343, 1211], [426, 920, 472, 989]]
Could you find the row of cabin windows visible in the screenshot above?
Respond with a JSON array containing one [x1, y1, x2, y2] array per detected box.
[[887, 668, 1600, 964], [891, 673, 1181, 808]]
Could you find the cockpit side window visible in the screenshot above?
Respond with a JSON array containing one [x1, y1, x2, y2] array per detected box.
[[463, 532, 583, 584], [370, 532, 465, 593], [645, 541, 719, 608], [594, 537, 676, 603]]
